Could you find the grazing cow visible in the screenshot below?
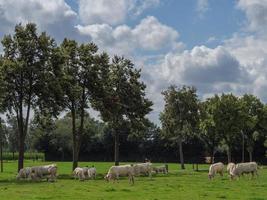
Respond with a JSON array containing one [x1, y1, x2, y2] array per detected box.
[[31, 164, 57, 182], [105, 164, 134, 184], [152, 164, 168, 174], [230, 162, 258, 179], [73, 167, 86, 181], [227, 163, 235, 175], [208, 162, 224, 179], [88, 166, 97, 179], [133, 162, 152, 178], [16, 167, 32, 180]]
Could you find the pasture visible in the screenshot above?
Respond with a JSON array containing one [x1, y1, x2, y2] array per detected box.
[[0, 161, 266, 200]]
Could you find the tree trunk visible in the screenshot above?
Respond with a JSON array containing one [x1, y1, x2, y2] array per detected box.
[[248, 150, 253, 162], [178, 140, 185, 169], [18, 134, 25, 172], [114, 129, 119, 166], [17, 109, 25, 172], [242, 131, 245, 162], [210, 148, 215, 164], [77, 86, 86, 161], [0, 129, 3, 173], [71, 106, 78, 171], [227, 147, 231, 163]]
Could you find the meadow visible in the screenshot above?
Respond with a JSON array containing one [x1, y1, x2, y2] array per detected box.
[[0, 161, 266, 200]]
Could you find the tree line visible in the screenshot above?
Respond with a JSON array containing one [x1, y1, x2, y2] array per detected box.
[[0, 24, 266, 172], [0, 23, 152, 171], [160, 86, 267, 169]]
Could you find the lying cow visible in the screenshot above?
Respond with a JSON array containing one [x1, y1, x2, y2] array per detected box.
[[230, 162, 258, 179], [16, 167, 32, 180], [105, 164, 134, 184], [208, 162, 224, 179], [152, 164, 168, 174], [133, 162, 152, 178], [31, 164, 57, 182]]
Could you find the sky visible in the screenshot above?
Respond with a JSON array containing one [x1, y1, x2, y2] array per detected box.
[[0, 0, 267, 125]]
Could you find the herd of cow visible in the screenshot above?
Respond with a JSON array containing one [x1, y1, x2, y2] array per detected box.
[[15, 161, 258, 184], [16, 162, 168, 184], [208, 161, 258, 180]]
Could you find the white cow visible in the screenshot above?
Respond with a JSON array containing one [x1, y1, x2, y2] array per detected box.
[[73, 167, 86, 181], [133, 162, 152, 178], [152, 165, 168, 174], [230, 162, 258, 179], [105, 164, 134, 184], [227, 163, 235, 175], [16, 167, 32, 180], [208, 162, 224, 179], [31, 164, 57, 182], [88, 166, 97, 179]]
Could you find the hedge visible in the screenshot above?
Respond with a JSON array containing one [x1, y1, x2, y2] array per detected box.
[[1, 152, 45, 161]]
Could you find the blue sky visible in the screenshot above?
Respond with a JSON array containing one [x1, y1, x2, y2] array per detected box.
[[64, 0, 245, 48], [0, 0, 267, 124]]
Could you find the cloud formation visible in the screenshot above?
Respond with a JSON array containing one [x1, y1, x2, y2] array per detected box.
[[78, 0, 160, 25], [237, 0, 267, 33], [0, 0, 78, 40], [76, 16, 180, 55]]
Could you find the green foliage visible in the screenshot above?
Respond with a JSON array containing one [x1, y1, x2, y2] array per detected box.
[[213, 94, 244, 150], [0, 23, 62, 170], [92, 55, 153, 130], [1, 152, 44, 161], [160, 85, 199, 143], [199, 95, 221, 157]]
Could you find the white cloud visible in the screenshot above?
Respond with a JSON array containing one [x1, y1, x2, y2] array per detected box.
[[237, 0, 267, 33], [160, 45, 246, 85], [76, 16, 180, 55], [78, 0, 128, 25], [130, 0, 160, 16], [0, 0, 78, 40], [78, 0, 160, 25], [196, 0, 209, 16]]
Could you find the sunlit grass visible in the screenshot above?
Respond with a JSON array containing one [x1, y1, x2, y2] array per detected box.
[[0, 161, 266, 200]]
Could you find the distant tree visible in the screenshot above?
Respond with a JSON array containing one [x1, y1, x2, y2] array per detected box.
[[160, 85, 199, 169], [0, 118, 6, 172], [199, 96, 221, 163], [5, 115, 19, 158], [240, 94, 264, 162], [213, 94, 244, 163], [0, 23, 62, 171], [91, 55, 153, 165], [60, 39, 99, 170]]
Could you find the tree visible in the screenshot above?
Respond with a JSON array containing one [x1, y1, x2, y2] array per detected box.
[[199, 96, 221, 163], [0, 23, 61, 171], [0, 119, 6, 172], [60, 39, 99, 170], [213, 94, 244, 163], [91, 55, 153, 165], [240, 94, 263, 162], [160, 85, 199, 169]]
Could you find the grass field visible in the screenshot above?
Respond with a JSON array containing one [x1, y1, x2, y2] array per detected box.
[[0, 161, 266, 200]]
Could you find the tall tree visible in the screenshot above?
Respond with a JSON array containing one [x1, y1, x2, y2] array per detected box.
[[240, 94, 263, 162], [0, 23, 61, 171], [160, 85, 199, 169], [213, 94, 244, 163], [91, 55, 153, 165], [60, 39, 99, 170], [199, 96, 221, 164]]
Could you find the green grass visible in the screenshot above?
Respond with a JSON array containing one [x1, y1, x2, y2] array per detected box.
[[0, 161, 266, 200]]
